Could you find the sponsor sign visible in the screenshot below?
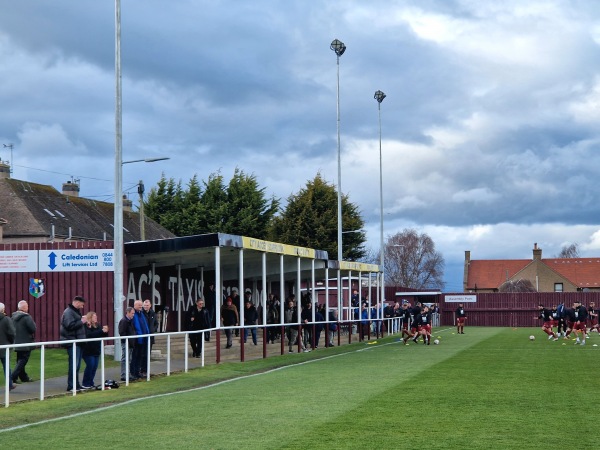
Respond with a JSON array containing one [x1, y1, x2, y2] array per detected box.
[[0, 250, 38, 272], [38, 249, 115, 272], [242, 237, 316, 258], [445, 294, 476, 303]]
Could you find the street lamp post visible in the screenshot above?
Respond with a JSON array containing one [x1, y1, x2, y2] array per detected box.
[[374, 90, 386, 309], [114, 0, 123, 361], [330, 39, 346, 263], [330, 38, 346, 316]]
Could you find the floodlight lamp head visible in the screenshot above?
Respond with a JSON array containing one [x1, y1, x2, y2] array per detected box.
[[374, 90, 386, 103], [330, 39, 346, 56]]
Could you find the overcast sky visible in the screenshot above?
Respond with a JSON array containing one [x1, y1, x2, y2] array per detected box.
[[3, 0, 600, 291]]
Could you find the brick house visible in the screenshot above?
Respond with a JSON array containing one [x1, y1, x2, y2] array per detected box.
[[0, 169, 174, 243], [463, 243, 600, 293]]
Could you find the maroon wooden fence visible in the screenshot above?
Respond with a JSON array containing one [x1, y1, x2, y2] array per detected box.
[[0, 241, 115, 343]]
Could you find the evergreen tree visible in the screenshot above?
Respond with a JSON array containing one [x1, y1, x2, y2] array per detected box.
[[144, 169, 279, 239], [270, 173, 366, 260]]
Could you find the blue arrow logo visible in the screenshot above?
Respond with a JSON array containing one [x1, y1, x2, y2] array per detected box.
[[48, 252, 57, 270]]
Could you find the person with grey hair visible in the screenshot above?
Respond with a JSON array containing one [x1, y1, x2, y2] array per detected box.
[[118, 306, 137, 381], [60, 295, 87, 392], [0, 302, 16, 390], [11, 300, 36, 384]]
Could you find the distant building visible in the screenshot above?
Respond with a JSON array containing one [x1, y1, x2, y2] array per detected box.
[[464, 243, 600, 293], [0, 170, 174, 243]]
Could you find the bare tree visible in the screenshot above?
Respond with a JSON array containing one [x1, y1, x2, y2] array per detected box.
[[498, 279, 537, 292], [556, 243, 579, 258], [383, 229, 445, 290]]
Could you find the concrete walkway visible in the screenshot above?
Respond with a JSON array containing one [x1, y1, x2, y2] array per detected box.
[[1, 328, 367, 406]]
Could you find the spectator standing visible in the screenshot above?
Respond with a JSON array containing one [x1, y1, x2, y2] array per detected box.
[[118, 307, 136, 381], [141, 299, 158, 369], [266, 294, 280, 344], [0, 302, 16, 390], [313, 306, 324, 349], [205, 282, 217, 328], [328, 309, 338, 346], [131, 300, 150, 378], [301, 301, 313, 349], [60, 295, 87, 392], [81, 311, 109, 388], [189, 299, 211, 357], [231, 288, 241, 337], [243, 298, 259, 345], [11, 300, 36, 384], [285, 298, 307, 353], [360, 303, 370, 340], [221, 297, 239, 349], [384, 302, 395, 333]]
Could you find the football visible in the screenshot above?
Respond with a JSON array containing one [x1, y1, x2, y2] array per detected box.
[[433, 339, 440, 345], [529, 335, 535, 341]]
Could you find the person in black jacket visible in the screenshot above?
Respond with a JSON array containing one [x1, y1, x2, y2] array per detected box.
[[141, 299, 158, 369], [243, 299, 259, 345], [81, 311, 109, 388], [188, 299, 212, 357], [11, 300, 36, 384], [60, 295, 87, 391], [221, 297, 239, 349], [573, 300, 588, 345], [118, 307, 136, 381]]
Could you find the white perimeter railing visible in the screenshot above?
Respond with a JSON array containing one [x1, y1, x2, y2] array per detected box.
[[0, 315, 432, 408]]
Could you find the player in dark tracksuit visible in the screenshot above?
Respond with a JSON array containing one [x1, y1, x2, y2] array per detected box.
[[573, 301, 588, 345], [563, 306, 577, 340], [414, 306, 433, 345], [537, 305, 558, 341], [456, 304, 467, 334]]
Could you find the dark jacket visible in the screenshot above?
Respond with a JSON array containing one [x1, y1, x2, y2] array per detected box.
[[243, 304, 258, 326], [82, 324, 109, 357], [60, 304, 86, 343], [221, 303, 239, 327], [118, 316, 137, 348], [11, 310, 36, 351], [143, 308, 158, 344], [143, 308, 158, 333], [188, 306, 211, 330], [0, 312, 16, 346]]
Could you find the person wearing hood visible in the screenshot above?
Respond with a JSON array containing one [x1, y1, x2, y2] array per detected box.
[[11, 300, 36, 384]]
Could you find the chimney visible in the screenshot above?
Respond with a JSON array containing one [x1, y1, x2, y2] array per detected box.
[[62, 180, 80, 197], [463, 250, 471, 292], [0, 161, 10, 179], [122, 194, 133, 212], [533, 243, 542, 260], [0, 217, 6, 242]]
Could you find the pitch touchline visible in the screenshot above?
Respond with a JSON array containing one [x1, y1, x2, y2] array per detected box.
[[0, 343, 388, 434]]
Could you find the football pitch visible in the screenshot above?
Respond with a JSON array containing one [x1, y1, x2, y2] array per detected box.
[[1, 326, 598, 449]]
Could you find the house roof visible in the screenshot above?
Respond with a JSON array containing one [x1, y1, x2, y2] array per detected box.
[[467, 259, 530, 290], [0, 178, 175, 242], [543, 258, 600, 289], [467, 256, 600, 290]]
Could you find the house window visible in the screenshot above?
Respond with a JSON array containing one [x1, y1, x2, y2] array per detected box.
[[554, 283, 563, 292]]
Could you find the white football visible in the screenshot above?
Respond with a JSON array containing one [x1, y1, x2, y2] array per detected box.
[[529, 335, 535, 341], [433, 339, 440, 345]]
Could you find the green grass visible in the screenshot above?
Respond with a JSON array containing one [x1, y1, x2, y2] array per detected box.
[[1, 327, 598, 449]]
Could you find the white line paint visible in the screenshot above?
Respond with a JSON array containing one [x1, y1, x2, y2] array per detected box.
[[0, 343, 384, 433]]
